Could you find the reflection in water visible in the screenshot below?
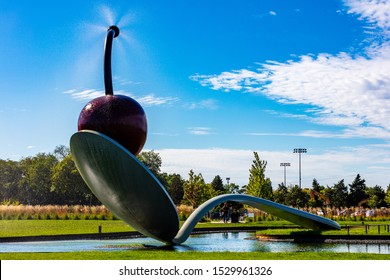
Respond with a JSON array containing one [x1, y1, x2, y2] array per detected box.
[[0, 232, 389, 254]]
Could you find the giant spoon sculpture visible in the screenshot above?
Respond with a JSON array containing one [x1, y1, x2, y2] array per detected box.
[[70, 26, 340, 245]]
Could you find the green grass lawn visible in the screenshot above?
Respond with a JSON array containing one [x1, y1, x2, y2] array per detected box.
[[1, 219, 390, 238], [0, 220, 297, 238], [2, 251, 390, 260], [257, 224, 390, 236], [1, 219, 389, 238], [0, 220, 134, 237], [1, 220, 389, 260]]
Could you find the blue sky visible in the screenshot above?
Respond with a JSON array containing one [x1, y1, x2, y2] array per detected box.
[[1, 0, 390, 188]]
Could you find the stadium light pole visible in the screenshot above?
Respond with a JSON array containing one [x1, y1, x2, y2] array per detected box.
[[280, 162, 291, 187], [293, 148, 307, 188], [226, 177, 230, 192]]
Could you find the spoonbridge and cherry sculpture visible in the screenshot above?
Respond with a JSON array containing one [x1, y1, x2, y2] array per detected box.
[[70, 26, 340, 245]]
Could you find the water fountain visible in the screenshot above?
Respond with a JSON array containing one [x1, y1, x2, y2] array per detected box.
[[70, 25, 340, 245]]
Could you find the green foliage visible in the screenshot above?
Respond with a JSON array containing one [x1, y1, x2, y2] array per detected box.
[[366, 185, 386, 208], [51, 154, 96, 205], [137, 150, 162, 176], [308, 179, 326, 208], [19, 153, 59, 205], [329, 179, 348, 208], [164, 173, 184, 205], [1, 145, 390, 210], [285, 185, 309, 208], [246, 152, 273, 199], [273, 183, 288, 204], [3, 251, 390, 260], [348, 174, 368, 207], [385, 184, 390, 206], [0, 160, 22, 204], [182, 170, 211, 207], [210, 175, 225, 193]]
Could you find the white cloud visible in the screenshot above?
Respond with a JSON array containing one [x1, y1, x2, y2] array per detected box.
[[185, 99, 219, 110], [63, 89, 178, 107], [269, 11, 277, 16], [191, 0, 390, 141], [113, 76, 142, 86], [64, 89, 105, 100], [187, 127, 214, 135], [156, 146, 390, 188], [345, 0, 390, 30], [137, 94, 179, 107], [246, 127, 390, 140]]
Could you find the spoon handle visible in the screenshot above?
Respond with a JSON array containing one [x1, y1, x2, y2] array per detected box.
[[104, 25, 120, 96]]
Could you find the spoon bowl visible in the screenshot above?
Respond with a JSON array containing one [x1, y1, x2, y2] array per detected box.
[[70, 130, 179, 243]]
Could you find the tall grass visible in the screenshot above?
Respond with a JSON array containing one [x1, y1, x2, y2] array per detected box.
[[0, 205, 118, 220], [1, 204, 390, 222], [245, 206, 390, 222]]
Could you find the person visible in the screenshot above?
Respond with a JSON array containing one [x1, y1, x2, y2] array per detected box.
[[221, 202, 230, 223]]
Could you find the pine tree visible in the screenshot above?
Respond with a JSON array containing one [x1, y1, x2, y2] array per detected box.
[[347, 174, 368, 207], [331, 179, 348, 208]]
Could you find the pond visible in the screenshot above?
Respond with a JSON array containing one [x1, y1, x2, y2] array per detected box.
[[1, 232, 389, 254]]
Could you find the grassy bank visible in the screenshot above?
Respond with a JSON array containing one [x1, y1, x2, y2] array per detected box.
[[0, 220, 298, 238], [2, 251, 390, 260], [257, 223, 390, 236], [2, 219, 390, 238], [0, 220, 134, 237], [1, 220, 389, 260]]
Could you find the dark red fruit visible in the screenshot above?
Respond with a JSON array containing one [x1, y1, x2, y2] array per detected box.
[[78, 95, 147, 155]]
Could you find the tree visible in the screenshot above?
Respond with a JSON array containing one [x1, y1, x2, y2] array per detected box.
[[51, 154, 98, 205], [308, 179, 325, 208], [330, 179, 348, 208], [0, 159, 22, 203], [137, 150, 162, 176], [19, 153, 58, 205], [164, 173, 184, 205], [286, 185, 309, 208], [246, 152, 273, 200], [385, 184, 390, 207], [210, 175, 225, 194], [137, 150, 167, 187], [54, 145, 70, 160], [348, 174, 368, 207], [366, 185, 386, 208], [226, 182, 241, 194], [273, 183, 288, 205], [182, 170, 210, 208]]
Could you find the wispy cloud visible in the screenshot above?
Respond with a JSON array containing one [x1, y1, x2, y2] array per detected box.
[[156, 145, 390, 187], [187, 127, 214, 135], [113, 76, 142, 86], [246, 127, 390, 140], [137, 94, 179, 107], [63, 89, 178, 107], [185, 99, 219, 110], [345, 0, 390, 30], [269, 11, 277, 16], [191, 0, 390, 140]]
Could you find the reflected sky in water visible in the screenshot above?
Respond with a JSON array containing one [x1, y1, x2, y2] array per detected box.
[[1, 232, 389, 254]]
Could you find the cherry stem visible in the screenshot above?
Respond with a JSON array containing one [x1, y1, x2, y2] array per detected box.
[[104, 25, 120, 95]]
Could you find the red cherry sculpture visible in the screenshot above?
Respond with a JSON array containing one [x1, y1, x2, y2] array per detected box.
[[78, 95, 147, 155], [77, 25, 147, 155]]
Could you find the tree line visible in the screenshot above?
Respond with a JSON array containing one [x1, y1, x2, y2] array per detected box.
[[1, 147, 390, 209]]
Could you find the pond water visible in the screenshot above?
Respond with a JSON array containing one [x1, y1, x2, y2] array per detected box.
[[1, 232, 389, 254]]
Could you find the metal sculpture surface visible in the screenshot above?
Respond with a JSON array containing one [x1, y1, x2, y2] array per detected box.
[[70, 26, 340, 245]]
